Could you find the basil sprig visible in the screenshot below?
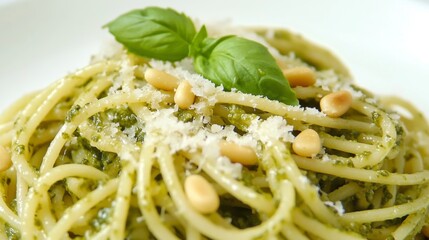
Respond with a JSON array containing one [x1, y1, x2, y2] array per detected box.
[[107, 7, 298, 105]]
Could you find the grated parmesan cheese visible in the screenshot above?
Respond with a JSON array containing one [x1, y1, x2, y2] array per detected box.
[[286, 105, 326, 118], [214, 156, 243, 179], [298, 175, 310, 185], [247, 116, 294, 146], [324, 201, 345, 215]]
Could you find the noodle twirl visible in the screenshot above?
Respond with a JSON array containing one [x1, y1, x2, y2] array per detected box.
[[0, 7, 429, 240]]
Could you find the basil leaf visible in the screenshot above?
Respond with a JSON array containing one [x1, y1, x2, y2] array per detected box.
[[106, 7, 196, 61], [193, 36, 298, 105], [189, 25, 208, 57]]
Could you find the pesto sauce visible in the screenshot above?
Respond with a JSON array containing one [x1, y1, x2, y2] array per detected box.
[[67, 134, 121, 177], [175, 109, 196, 122], [65, 105, 82, 122], [14, 144, 25, 155], [376, 170, 390, 177], [371, 111, 382, 126], [240, 167, 266, 194], [106, 106, 137, 129], [89, 107, 145, 142], [91, 207, 112, 231], [224, 105, 258, 131], [395, 192, 413, 204], [5, 223, 20, 240], [217, 204, 261, 229], [88, 113, 104, 132], [61, 132, 70, 140]]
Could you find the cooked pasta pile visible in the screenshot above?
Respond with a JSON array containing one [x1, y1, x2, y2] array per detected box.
[[0, 26, 429, 240]]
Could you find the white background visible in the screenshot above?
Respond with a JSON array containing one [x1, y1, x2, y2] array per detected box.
[[1, 0, 428, 115]]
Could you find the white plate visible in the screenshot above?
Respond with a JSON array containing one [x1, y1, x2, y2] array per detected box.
[[1, 0, 429, 115]]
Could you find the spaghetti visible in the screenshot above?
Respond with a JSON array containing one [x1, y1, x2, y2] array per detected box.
[[0, 24, 428, 240]]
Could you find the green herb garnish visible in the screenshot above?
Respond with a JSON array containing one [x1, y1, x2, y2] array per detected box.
[[106, 7, 196, 61], [106, 7, 298, 105]]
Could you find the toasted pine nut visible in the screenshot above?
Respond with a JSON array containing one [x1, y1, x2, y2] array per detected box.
[[144, 68, 179, 91], [219, 140, 258, 165], [282, 66, 316, 87], [292, 129, 321, 157], [174, 81, 195, 109], [320, 90, 353, 118], [0, 145, 12, 172], [422, 225, 429, 238], [184, 175, 219, 214]]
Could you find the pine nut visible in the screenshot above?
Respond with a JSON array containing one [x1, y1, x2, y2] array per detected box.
[[282, 66, 316, 87], [184, 175, 219, 214], [174, 81, 195, 109], [144, 68, 179, 91], [219, 140, 258, 166], [292, 129, 321, 157], [0, 145, 12, 172], [320, 90, 353, 118]]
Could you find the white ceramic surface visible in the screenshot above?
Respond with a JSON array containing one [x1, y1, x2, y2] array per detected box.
[[1, 0, 428, 115]]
